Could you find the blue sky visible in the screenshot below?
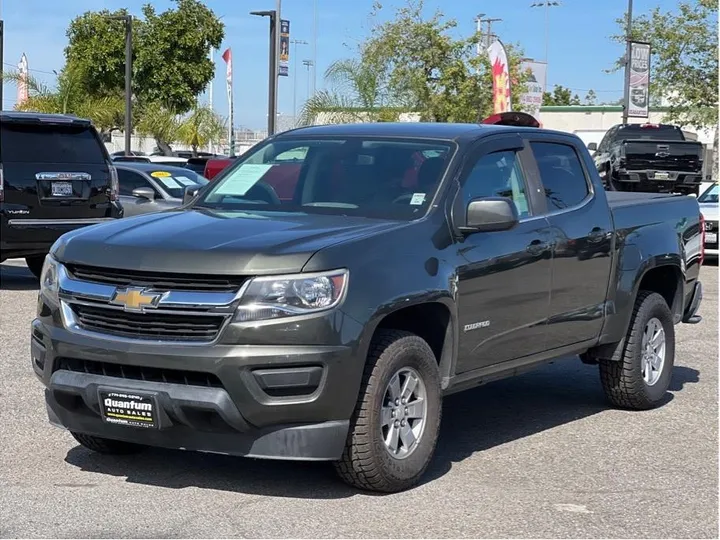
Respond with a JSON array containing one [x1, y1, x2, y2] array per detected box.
[[1, 0, 678, 130]]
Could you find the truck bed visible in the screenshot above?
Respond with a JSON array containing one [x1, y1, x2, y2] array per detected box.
[[606, 191, 679, 208]]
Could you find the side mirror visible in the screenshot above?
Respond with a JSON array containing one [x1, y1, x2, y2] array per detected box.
[[460, 197, 519, 233], [587, 142, 598, 152], [183, 185, 201, 205], [132, 187, 156, 200]]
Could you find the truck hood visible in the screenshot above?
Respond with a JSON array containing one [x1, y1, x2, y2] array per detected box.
[[52, 208, 405, 275]]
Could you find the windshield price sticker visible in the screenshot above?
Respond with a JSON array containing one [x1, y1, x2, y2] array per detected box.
[[410, 193, 426, 205], [213, 164, 273, 196]]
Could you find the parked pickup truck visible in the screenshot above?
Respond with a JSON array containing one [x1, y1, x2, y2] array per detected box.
[[589, 123, 705, 195], [32, 119, 705, 493]]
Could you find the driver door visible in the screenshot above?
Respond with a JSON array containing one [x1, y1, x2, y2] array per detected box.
[[454, 136, 553, 374]]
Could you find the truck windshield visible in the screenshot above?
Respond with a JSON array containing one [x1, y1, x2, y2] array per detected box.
[[195, 137, 454, 220]]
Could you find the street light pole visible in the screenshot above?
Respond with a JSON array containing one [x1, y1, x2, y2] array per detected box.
[[274, 0, 282, 134], [312, 0, 318, 95], [251, 9, 278, 136], [0, 20, 4, 111], [530, 1, 559, 94], [123, 15, 132, 156], [622, 0, 633, 124]]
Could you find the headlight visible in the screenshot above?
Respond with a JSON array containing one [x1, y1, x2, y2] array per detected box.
[[234, 269, 349, 322], [39, 255, 60, 305]]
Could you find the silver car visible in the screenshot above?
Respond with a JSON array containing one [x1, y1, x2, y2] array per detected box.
[[116, 163, 209, 217], [699, 182, 718, 259]]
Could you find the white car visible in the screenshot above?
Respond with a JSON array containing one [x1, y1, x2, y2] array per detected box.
[[699, 182, 718, 258]]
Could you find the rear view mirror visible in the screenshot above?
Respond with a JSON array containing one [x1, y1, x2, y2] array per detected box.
[[460, 197, 519, 233], [587, 142, 598, 152], [132, 187, 156, 200], [183, 185, 201, 205]]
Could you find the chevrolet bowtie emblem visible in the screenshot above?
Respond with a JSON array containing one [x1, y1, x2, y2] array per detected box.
[[110, 287, 163, 312]]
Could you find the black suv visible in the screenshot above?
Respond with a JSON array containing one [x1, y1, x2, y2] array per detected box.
[[0, 112, 123, 278]]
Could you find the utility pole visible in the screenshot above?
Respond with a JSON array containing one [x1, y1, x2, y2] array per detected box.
[[312, 0, 318, 95], [303, 60, 313, 102], [291, 39, 308, 125], [484, 18, 502, 47], [622, 0, 633, 124]]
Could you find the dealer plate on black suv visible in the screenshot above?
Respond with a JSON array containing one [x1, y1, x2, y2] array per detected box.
[[99, 389, 158, 429]]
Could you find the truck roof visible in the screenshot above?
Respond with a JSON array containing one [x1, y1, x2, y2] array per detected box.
[[280, 121, 562, 141], [0, 110, 92, 126]]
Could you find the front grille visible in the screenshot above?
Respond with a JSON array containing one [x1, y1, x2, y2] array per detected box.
[[55, 357, 223, 388], [71, 303, 225, 342], [65, 263, 246, 292]]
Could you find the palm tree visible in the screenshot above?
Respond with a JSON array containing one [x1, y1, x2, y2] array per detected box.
[[176, 104, 226, 156], [298, 58, 402, 126], [1, 68, 125, 137]]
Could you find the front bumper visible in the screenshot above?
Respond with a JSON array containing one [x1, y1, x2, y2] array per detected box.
[[31, 316, 361, 461]]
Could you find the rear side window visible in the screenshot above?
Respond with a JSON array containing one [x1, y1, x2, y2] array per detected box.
[[0, 123, 106, 164], [530, 142, 589, 211]]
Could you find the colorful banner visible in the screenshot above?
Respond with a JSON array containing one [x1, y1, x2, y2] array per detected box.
[[17, 53, 29, 106], [279, 20, 290, 77], [518, 60, 546, 120], [221, 48, 235, 155], [627, 41, 651, 118], [487, 40, 511, 114]]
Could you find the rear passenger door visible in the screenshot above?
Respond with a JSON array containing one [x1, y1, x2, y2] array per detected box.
[[527, 137, 614, 350]]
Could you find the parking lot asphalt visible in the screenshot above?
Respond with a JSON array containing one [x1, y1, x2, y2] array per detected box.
[[0, 259, 717, 539]]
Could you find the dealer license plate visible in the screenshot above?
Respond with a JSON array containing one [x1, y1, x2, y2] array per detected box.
[[51, 181, 73, 197], [706, 232, 717, 244], [99, 389, 158, 429], [654, 172, 670, 180]]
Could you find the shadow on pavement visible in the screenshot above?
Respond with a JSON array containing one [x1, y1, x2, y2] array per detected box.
[[0, 262, 39, 291], [63, 360, 700, 499]]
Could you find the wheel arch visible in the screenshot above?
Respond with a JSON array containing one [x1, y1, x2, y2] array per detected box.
[[361, 297, 458, 390]]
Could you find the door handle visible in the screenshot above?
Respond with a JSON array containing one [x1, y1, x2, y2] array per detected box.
[[526, 239, 549, 255], [587, 227, 608, 243]]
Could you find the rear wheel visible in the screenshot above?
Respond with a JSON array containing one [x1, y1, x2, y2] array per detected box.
[[334, 329, 442, 493], [599, 291, 675, 410], [71, 432, 147, 455], [25, 255, 46, 280]]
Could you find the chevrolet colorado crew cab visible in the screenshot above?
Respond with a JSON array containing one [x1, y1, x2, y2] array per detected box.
[[1, 112, 123, 278], [589, 122, 705, 196], [32, 120, 705, 493]]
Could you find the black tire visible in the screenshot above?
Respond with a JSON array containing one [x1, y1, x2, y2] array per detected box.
[[25, 255, 46, 280], [607, 169, 624, 191], [71, 432, 146, 455], [334, 329, 442, 493], [599, 291, 675, 410]]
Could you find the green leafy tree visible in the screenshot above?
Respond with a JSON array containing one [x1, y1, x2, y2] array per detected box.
[[609, 0, 718, 177], [65, 0, 224, 115], [542, 85, 581, 106], [301, 0, 530, 125]]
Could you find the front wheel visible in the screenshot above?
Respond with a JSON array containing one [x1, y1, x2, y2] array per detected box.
[[599, 291, 675, 410], [71, 432, 147, 455], [334, 329, 442, 493]]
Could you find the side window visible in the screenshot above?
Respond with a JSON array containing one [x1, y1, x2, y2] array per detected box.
[[117, 169, 152, 196], [530, 142, 590, 211], [463, 150, 530, 218]]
